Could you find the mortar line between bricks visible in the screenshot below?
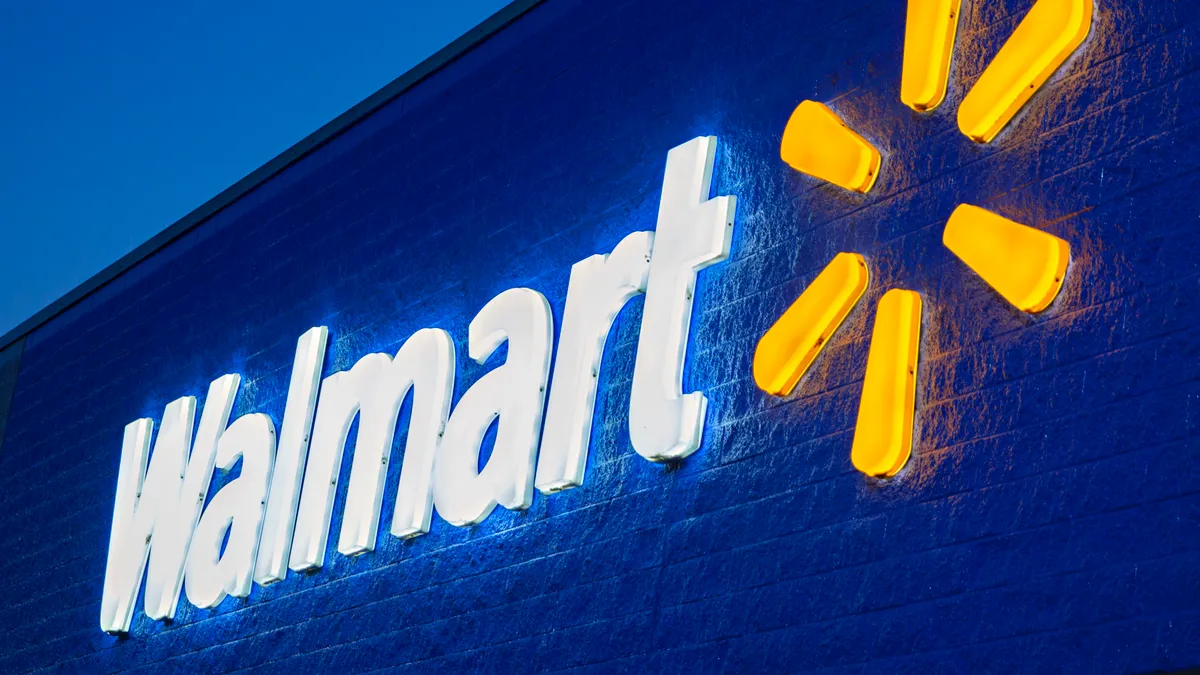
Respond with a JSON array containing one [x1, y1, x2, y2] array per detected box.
[[15, 552, 649, 675], [667, 515, 1200, 641], [13, 421, 1198, 668], [10, 363, 1190, 627], [605, 438, 1195, 624], [724, 606, 1200, 675], [704, 82, 1200, 322], [774, 138, 1040, 251], [9, 253, 1200, 658], [913, 265, 1200, 370], [1, 355, 1191, 615], [177, 498, 1200, 675], [918, 321, 1195, 413], [0, 440, 689, 587], [737, 293, 1193, 427], [356, 549, 680, 673], [872, 394, 1192, 511], [5, 138, 1197, 502], [323, 608, 660, 675], [115, 573, 661, 675], [719, 584, 1200, 672], [642, 463, 682, 665], [2, 506, 673, 643], [702, 163, 1197, 346], [1035, 121, 1200, 199], [12, 490, 674, 664], [0, 430, 677, 573], [1037, 19, 1200, 135], [661, 426, 1194, 572]]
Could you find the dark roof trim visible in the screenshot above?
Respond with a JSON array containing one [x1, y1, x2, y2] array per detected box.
[[0, 0, 546, 352]]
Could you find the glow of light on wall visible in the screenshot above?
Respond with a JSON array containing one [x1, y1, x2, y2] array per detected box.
[[851, 289, 922, 478], [753, 253, 869, 396], [780, 101, 881, 193], [943, 204, 1069, 312], [901, 0, 962, 111], [957, 0, 1092, 142]]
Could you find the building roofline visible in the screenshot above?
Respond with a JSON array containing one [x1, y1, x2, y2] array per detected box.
[[0, 0, 545, 353]]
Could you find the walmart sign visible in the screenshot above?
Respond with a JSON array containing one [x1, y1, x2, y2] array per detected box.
[[100, 137, 737, 634]]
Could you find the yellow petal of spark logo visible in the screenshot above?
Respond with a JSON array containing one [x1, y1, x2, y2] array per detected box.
[[753, 0, 1092, 478]]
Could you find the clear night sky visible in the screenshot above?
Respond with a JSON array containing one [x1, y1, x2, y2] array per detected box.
[[0, 0, 510, 337]]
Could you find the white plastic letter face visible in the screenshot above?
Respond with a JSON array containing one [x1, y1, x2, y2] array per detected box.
[[101, 407, 188, 634], [289, 329, 455, 571], [434, 288, 554, 526], [629, 136, 736, 461], [254, 327, 328, 585], [535, 231, 653, 493], [99, 374, 240, 633], [342, 328, 455, 552], [184, 413, 277, 609]]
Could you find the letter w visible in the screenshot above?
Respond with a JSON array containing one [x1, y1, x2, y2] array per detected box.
[[100, 375, 239, 634]]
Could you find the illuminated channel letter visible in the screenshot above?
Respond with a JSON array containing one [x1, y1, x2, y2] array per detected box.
[[142, 375, 239, 620], [852, 290, 921, 477], [100, 374, 239, 633], [901, 0, 962, 111], [377, 329, 454, 542], [255, 326, 327, 585], [290, 329, 456, 571], [958, 0, 1092, 142], [753, 253, 869, 396], [943, 204, 1069, 312], [185, 413, 276, 609], [535, 231, 653, 493], [434, 288, 554, 526], [101, 407, 186, 633], [780, 101, 881, 193], [629, 136, 736, 461]]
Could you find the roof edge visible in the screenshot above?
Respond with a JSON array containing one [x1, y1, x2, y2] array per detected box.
[[0, 0, 546, 352]]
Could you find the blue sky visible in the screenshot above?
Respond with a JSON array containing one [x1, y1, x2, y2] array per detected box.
[[0, 0, 510, 338]]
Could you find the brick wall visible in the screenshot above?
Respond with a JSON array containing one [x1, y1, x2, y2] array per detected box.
[[0, 0, 1197, 672]]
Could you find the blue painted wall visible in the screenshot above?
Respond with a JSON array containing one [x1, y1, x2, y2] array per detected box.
[[0, 0, 1197, 672]]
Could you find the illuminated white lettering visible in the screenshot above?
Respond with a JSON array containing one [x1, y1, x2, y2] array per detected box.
[[100, 375, 239, 633], [535, 231, 653, 493], [255, 327, 328, 585], [184, 413, 276, 608], [289, 328, 456, 571], [629, 136, 736, 461], [434, 288, 554, 526]]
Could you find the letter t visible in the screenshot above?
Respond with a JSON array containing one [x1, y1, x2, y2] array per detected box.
[[629, 136, 736, 461]]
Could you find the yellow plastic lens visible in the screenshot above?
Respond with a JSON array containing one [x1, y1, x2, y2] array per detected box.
[[901, 0, 962, 111], [753, 253, 869, 396], [780, 101, 882, 193], [943, 204, 1069, 313], [851, 289, 922, 477], [957, 0, 1092, 142]]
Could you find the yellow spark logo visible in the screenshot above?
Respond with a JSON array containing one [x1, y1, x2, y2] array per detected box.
[[753, 0, 1092, 477]]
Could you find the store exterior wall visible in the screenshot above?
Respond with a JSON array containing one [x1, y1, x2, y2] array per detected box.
[[0, 0, 1197, 672], [0, 340, 22, 460]]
